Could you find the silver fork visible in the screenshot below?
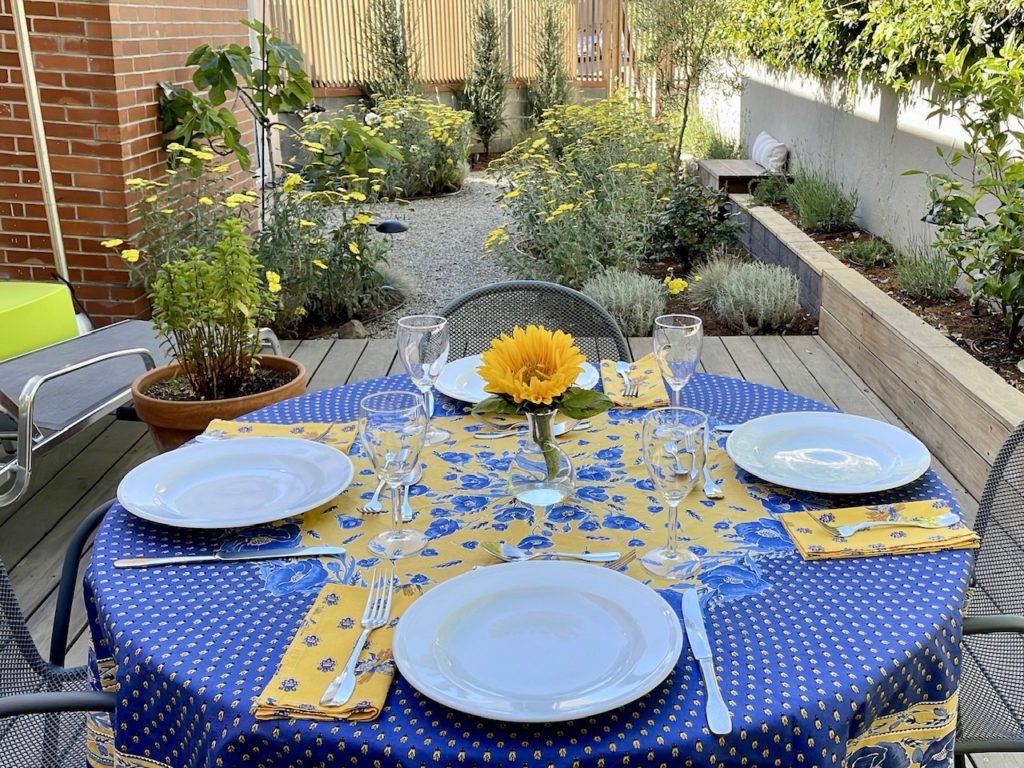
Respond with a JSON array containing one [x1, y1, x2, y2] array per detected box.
[[615, 361, 638, 398], [361, 479, 387, 514], [314, 422, 339, 443], [320, 567, 394, 706], [605, 549, 637, 571]]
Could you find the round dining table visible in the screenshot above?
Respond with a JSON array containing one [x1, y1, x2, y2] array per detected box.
[[84, 372, 973, 768]]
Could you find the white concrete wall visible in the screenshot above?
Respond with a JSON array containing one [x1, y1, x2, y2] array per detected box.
[[701, 63, 972, 255]]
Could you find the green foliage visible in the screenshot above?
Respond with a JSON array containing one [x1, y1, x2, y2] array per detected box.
[[911, 34, 1024, 347], [465, 0, 509, 155], [160, 20, 313, 170], [149, 218, 274, 400], [895, 241, 956, 300], [487, 99, 672, 288], [714, 262, 801, 334], [652, 175, 741, 272], [528, 0, 572, 123], [686, 252, 742, 309], [732, 0, 1023, 90], [749, 174, 789, 205], [788, 169, 858, 233], [838, 237, 896, 267], [677, 111, 742, 160], [365, 0, 419, 101], [296, 114, 403, 195], [582, 269, 668, 336]]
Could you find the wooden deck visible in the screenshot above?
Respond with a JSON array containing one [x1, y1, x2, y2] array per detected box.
[[0, 334, 979, 667]]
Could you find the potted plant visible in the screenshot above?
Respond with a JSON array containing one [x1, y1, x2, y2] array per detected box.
[[105, 149, 305, 451]]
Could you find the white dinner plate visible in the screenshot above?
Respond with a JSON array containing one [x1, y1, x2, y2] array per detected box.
[[393, 560, 684, 722], [725, 411, 931, 494], [435, 355, 600, 404], [117, 437, 354, 528]]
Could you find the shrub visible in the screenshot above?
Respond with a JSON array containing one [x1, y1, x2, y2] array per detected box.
[[582, 269, 668, 336], [464, 0, 508, 155], [365, 0, 418, 100], [838, 237, 895, 268], [749, 174, 789, 206], [895, 242, 956, 301], [677, 111, 741, 160], [686, 252, 742, 309], [652, 175, 740, 272], [788, 169, 858, 233], [714, 262, 800, 334], [488, 99, 671, 288], [528, 0, 572, 122]]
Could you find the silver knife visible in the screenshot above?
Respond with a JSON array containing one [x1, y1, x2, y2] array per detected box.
[[113, 545, 345, 569], [681, 589, 733, 735]]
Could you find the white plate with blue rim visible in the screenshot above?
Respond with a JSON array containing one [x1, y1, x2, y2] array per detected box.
[[435, 354, 600, 404], [393, 560, 684, 722], [117, 437, 353, 528], [725, 411, 931, 494]]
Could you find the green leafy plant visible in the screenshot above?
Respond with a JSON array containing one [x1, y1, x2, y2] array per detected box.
[[365, 0, 419, 101], [714, 262, 800, 334], [895, 241, 956, 301], [676, 111, 742, 161], [788, 168, 858, 233], [749, 173, 789, 206], [686, 251, 741, 309], [652, 174, 740, 272], [838, 237, 896, 268], [911, 35, 1024, 347], [528, 0, 572, 123], [582, 269, 669, 336], [295, 113, 402, 195], [160, 20, 313, 171], [488, 99, 671, 288], [465, 0, 508, 156]]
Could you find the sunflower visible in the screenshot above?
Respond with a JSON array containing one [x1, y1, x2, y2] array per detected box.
[[478, 325, 585, 406]]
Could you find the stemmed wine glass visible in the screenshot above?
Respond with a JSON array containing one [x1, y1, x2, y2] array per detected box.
[[359, 391, 428, 559], [397, 315, 450, 445], [640, 407, 706, 578], [652, 315, 703, 407]]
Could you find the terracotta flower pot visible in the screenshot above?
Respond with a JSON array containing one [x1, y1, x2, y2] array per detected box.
[[130, 354, 307, 452]]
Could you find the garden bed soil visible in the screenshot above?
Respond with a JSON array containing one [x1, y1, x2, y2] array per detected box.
[[145, 368, 294, 402], [640, 246, 820, 336], [762, 200, 1024, 391]]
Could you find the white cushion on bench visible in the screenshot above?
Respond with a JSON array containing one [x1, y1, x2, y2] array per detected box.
[[751, 131, 788, 172]]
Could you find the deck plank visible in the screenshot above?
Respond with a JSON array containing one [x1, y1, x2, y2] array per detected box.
[[307, 340, 368, 390], [289, 339, 337, 386], [721, 336, 785, 389], [701, 337, 741, 378], [752, 336, 833, 404], [349, 339, 397, 382]]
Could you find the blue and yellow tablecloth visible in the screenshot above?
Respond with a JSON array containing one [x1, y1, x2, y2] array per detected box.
[[84, 372, 973, 768]]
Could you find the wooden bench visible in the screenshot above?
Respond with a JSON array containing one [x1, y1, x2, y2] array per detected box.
[[697, 158, 770, 194]]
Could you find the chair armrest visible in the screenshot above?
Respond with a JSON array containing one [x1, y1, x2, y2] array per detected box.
[[0, 690, 115, 718], [49, 499, 115, 667], [963, 614, 1024, 635], [0, 348, 155, 507]]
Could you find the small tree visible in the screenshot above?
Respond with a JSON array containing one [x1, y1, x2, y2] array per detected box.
[[365, 0, 419, 101], [630, 0, 741, 167], [465, 0, 509, 156], [529, 0, 572, 123]]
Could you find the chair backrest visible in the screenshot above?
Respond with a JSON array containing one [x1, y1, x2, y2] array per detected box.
[[969, 421, 1024, 617], [439, 280, 631, 363], [0, 557, 50, 694]]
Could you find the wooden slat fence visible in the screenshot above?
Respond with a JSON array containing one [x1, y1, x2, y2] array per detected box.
[[268, 0, 634, 92]]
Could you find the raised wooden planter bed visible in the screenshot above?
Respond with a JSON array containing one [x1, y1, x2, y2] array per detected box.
[[729, 192, 1024, 500]]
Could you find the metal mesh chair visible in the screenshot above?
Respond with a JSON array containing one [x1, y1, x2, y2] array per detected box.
[[956, 422, 1024, 766], [439, 280, 631, 363], [0, 501, 115, 768]]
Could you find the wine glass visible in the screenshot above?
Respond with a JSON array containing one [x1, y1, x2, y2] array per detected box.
[[640, 407, 706, 578], [359, 391, 428, 559], [397, 315, 450, 445], [652, 315, 703, 407]]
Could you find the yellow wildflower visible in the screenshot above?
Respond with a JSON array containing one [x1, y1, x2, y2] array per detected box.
[[100, 238, 123, 248], [312, 259, 328, 270], [348, 191, 367, 202], [282, 173, 303, 193], [198, 196, 214, 206], [160, 208, 174, 215], [299, 219, 316, 228], [125, 178, 146, 188], [265, 271, 282, 293], [353, 213, 373, 226], [144, 195, 158, 203], [663, 276, 687, 296], [367, 168, 386, 175], [121, 248, 140, 263], [212, 163, 230, 173], [484, 225, 509, 250], [502, 189, 522, 200], [166, 142, 185, 151], [271, 124, 287, 132], [348, 241, 360, 255]]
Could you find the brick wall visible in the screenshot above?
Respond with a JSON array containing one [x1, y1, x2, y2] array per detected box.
[[0, 0, 254, 323]]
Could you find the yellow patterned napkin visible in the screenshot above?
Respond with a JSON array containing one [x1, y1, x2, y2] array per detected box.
[[599, 353, 669, 408], [778, 500, 979, 560], [202, 419, 357, 453], [254, 583, 418, 722]]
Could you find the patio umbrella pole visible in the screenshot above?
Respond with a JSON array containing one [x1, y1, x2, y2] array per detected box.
[[11, 0, 69, 282]]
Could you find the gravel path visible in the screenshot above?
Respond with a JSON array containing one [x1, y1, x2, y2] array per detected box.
[[364, 172, 509, 338]]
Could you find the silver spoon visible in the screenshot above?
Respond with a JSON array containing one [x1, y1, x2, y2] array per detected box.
[[481, 541, 620, 563]]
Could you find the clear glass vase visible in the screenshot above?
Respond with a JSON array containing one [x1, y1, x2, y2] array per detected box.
[[507, 410, 574, 507]]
